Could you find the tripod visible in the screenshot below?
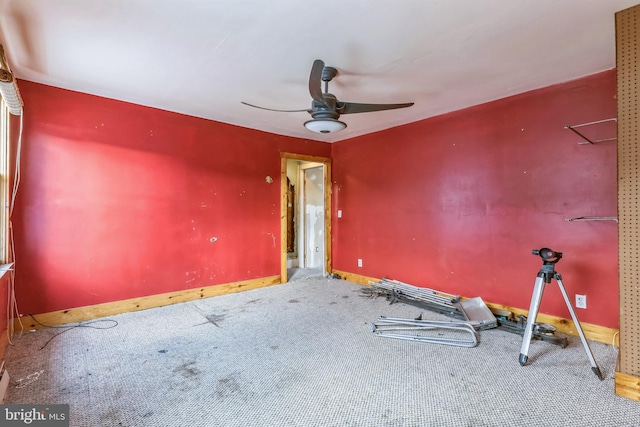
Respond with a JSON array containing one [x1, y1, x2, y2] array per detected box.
[[519, 248, 603, 380]]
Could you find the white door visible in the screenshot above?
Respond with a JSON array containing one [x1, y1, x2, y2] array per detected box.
[[303, 166, 324, 270]]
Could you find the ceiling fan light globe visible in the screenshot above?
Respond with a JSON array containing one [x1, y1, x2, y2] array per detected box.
[[304, 118, 346, 134]]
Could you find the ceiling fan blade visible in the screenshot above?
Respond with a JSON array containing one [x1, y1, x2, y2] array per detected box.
[[339, 101, 414, 114], [241, 101, 310, 113], [309, 59, 327, 107]]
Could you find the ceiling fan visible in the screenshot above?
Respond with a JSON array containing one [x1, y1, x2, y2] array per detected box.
[[242, 59, 414, 134]]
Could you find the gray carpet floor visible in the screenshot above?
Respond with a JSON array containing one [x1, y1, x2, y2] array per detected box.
[[3, 277, 640, 426], [287, 267, 324, 281]]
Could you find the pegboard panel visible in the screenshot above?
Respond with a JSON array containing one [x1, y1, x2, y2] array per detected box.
[[617, 5, 640, 376]]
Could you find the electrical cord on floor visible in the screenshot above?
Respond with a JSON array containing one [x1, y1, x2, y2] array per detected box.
[[7, 111, 25, 345], [28, 314, 118, 350]]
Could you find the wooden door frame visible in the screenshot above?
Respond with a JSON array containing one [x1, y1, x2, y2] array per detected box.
[[280, 152, 332, 283]]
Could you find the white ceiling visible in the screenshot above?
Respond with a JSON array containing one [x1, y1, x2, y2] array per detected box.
[[0, 0, 636, 142]]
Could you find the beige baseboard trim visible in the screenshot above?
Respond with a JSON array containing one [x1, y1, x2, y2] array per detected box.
[[16, 275, 281, 330], [615, 372, 640, 401], [331, 270, 618, 345], [483, 301, 619, 346], [15, 269, 619, 346], [331, 269, 379, 286]]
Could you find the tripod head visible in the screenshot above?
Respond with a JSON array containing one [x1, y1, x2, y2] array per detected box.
[[532, 248, 562, 282], [532, 248, 562, 265]]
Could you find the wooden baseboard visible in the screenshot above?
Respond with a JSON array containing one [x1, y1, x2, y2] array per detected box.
[[331, 270, 618, 345], [16, 275, 281, 330], [615, 372, 640, 401], [482, 301, 619, 346], [331, 269, 379, 286], [14, 269, 620, 346]]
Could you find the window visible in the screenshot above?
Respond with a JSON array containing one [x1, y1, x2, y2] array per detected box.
[[0, 101, 8, 263]]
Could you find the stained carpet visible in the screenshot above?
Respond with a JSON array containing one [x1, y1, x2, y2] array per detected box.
[[3, 277, 639, 426]]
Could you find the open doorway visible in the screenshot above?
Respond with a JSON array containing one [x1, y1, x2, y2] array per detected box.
[[280, 153, 331, 283]]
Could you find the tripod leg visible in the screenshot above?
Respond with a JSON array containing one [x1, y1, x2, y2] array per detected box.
[[555, 277, 604, 380], [519, 276, 546, 366]]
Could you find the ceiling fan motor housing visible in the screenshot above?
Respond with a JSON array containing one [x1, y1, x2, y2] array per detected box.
[[306, 94, 346, 133], [311, 94, 340, 120]]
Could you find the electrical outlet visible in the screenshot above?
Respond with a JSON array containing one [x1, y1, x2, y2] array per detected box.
[[576, 294, 587, 309], [357, 259, 363, 268]]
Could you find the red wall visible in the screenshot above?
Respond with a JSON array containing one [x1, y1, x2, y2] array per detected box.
[[14, 81, 330, 315], [13, 72, 620, 329], [331, 70, 618, 328]]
